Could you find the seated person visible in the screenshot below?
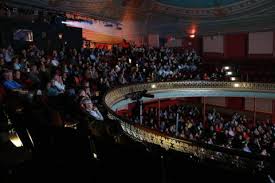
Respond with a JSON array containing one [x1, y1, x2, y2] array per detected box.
[[78, 81, 92, 98], [46, 81, 61, 96], [2, 70, 22, 89], [51, 73, 65, 94], [2, 70, 27, 94], [80, 97, 104, 121]]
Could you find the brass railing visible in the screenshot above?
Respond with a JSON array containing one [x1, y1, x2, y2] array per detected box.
[[104, 81, 275, 170]]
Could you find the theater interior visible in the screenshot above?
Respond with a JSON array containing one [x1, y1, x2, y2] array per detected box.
[[1, 0, 275, 182]]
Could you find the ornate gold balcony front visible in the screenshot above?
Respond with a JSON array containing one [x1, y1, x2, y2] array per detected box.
[[104, 81, 275, 170]]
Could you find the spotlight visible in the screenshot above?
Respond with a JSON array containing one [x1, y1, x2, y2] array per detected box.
[[151, 84, 157, 89], [129, 58, 132, 64]]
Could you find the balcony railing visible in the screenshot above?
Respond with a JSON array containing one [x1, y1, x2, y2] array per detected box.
[[103, 81, 275, 171]]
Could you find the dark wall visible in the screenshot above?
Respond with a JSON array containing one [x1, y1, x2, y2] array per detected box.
[[0, 17, 82, 51], [224, 34, 247, 59]]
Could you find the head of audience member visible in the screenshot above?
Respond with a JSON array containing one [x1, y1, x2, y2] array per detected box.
[[3, 70, 13, 81], [80, 97, 94, 111]]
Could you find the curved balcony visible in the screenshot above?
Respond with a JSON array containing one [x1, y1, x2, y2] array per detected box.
[[103, 81, 275, 170]]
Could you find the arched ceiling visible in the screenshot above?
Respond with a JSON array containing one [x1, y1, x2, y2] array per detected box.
[[7, 0, 275, 36], [156, 0, 243, 8]]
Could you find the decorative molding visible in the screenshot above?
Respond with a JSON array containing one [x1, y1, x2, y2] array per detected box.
[[153, 0, 272, 17]]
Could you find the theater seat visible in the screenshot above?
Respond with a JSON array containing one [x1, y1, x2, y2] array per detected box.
[[0, 85, 6, 103]]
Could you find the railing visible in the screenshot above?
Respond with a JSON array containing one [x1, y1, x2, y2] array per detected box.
[[105, 81, 275, 108], [103, 81, 275, 170]]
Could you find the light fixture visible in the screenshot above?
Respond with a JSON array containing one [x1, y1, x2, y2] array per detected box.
[[230, 77, 236, 81], [223, 66, 230, 70], [129, 58, 132, 64], [226, 71, 233, 76], [9, 130, 23, 147], [233, 83, 240, 88], [151, 84, 157, 89], [58, 33, 63, 40], [189, 34, 195, 38]]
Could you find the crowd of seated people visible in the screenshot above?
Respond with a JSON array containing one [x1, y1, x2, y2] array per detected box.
[[0, 41, 274, 163], [130, 104, 275, 156], [0, 43, 227, 125]]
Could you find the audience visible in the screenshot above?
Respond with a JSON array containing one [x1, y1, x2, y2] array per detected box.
[[1, 43, 273, 157], [130, 104, 275, 156]]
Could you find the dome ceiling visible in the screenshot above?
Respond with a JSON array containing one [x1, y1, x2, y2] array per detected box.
[[156, 0, 242, 8], [7, 0, 275, 36]]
